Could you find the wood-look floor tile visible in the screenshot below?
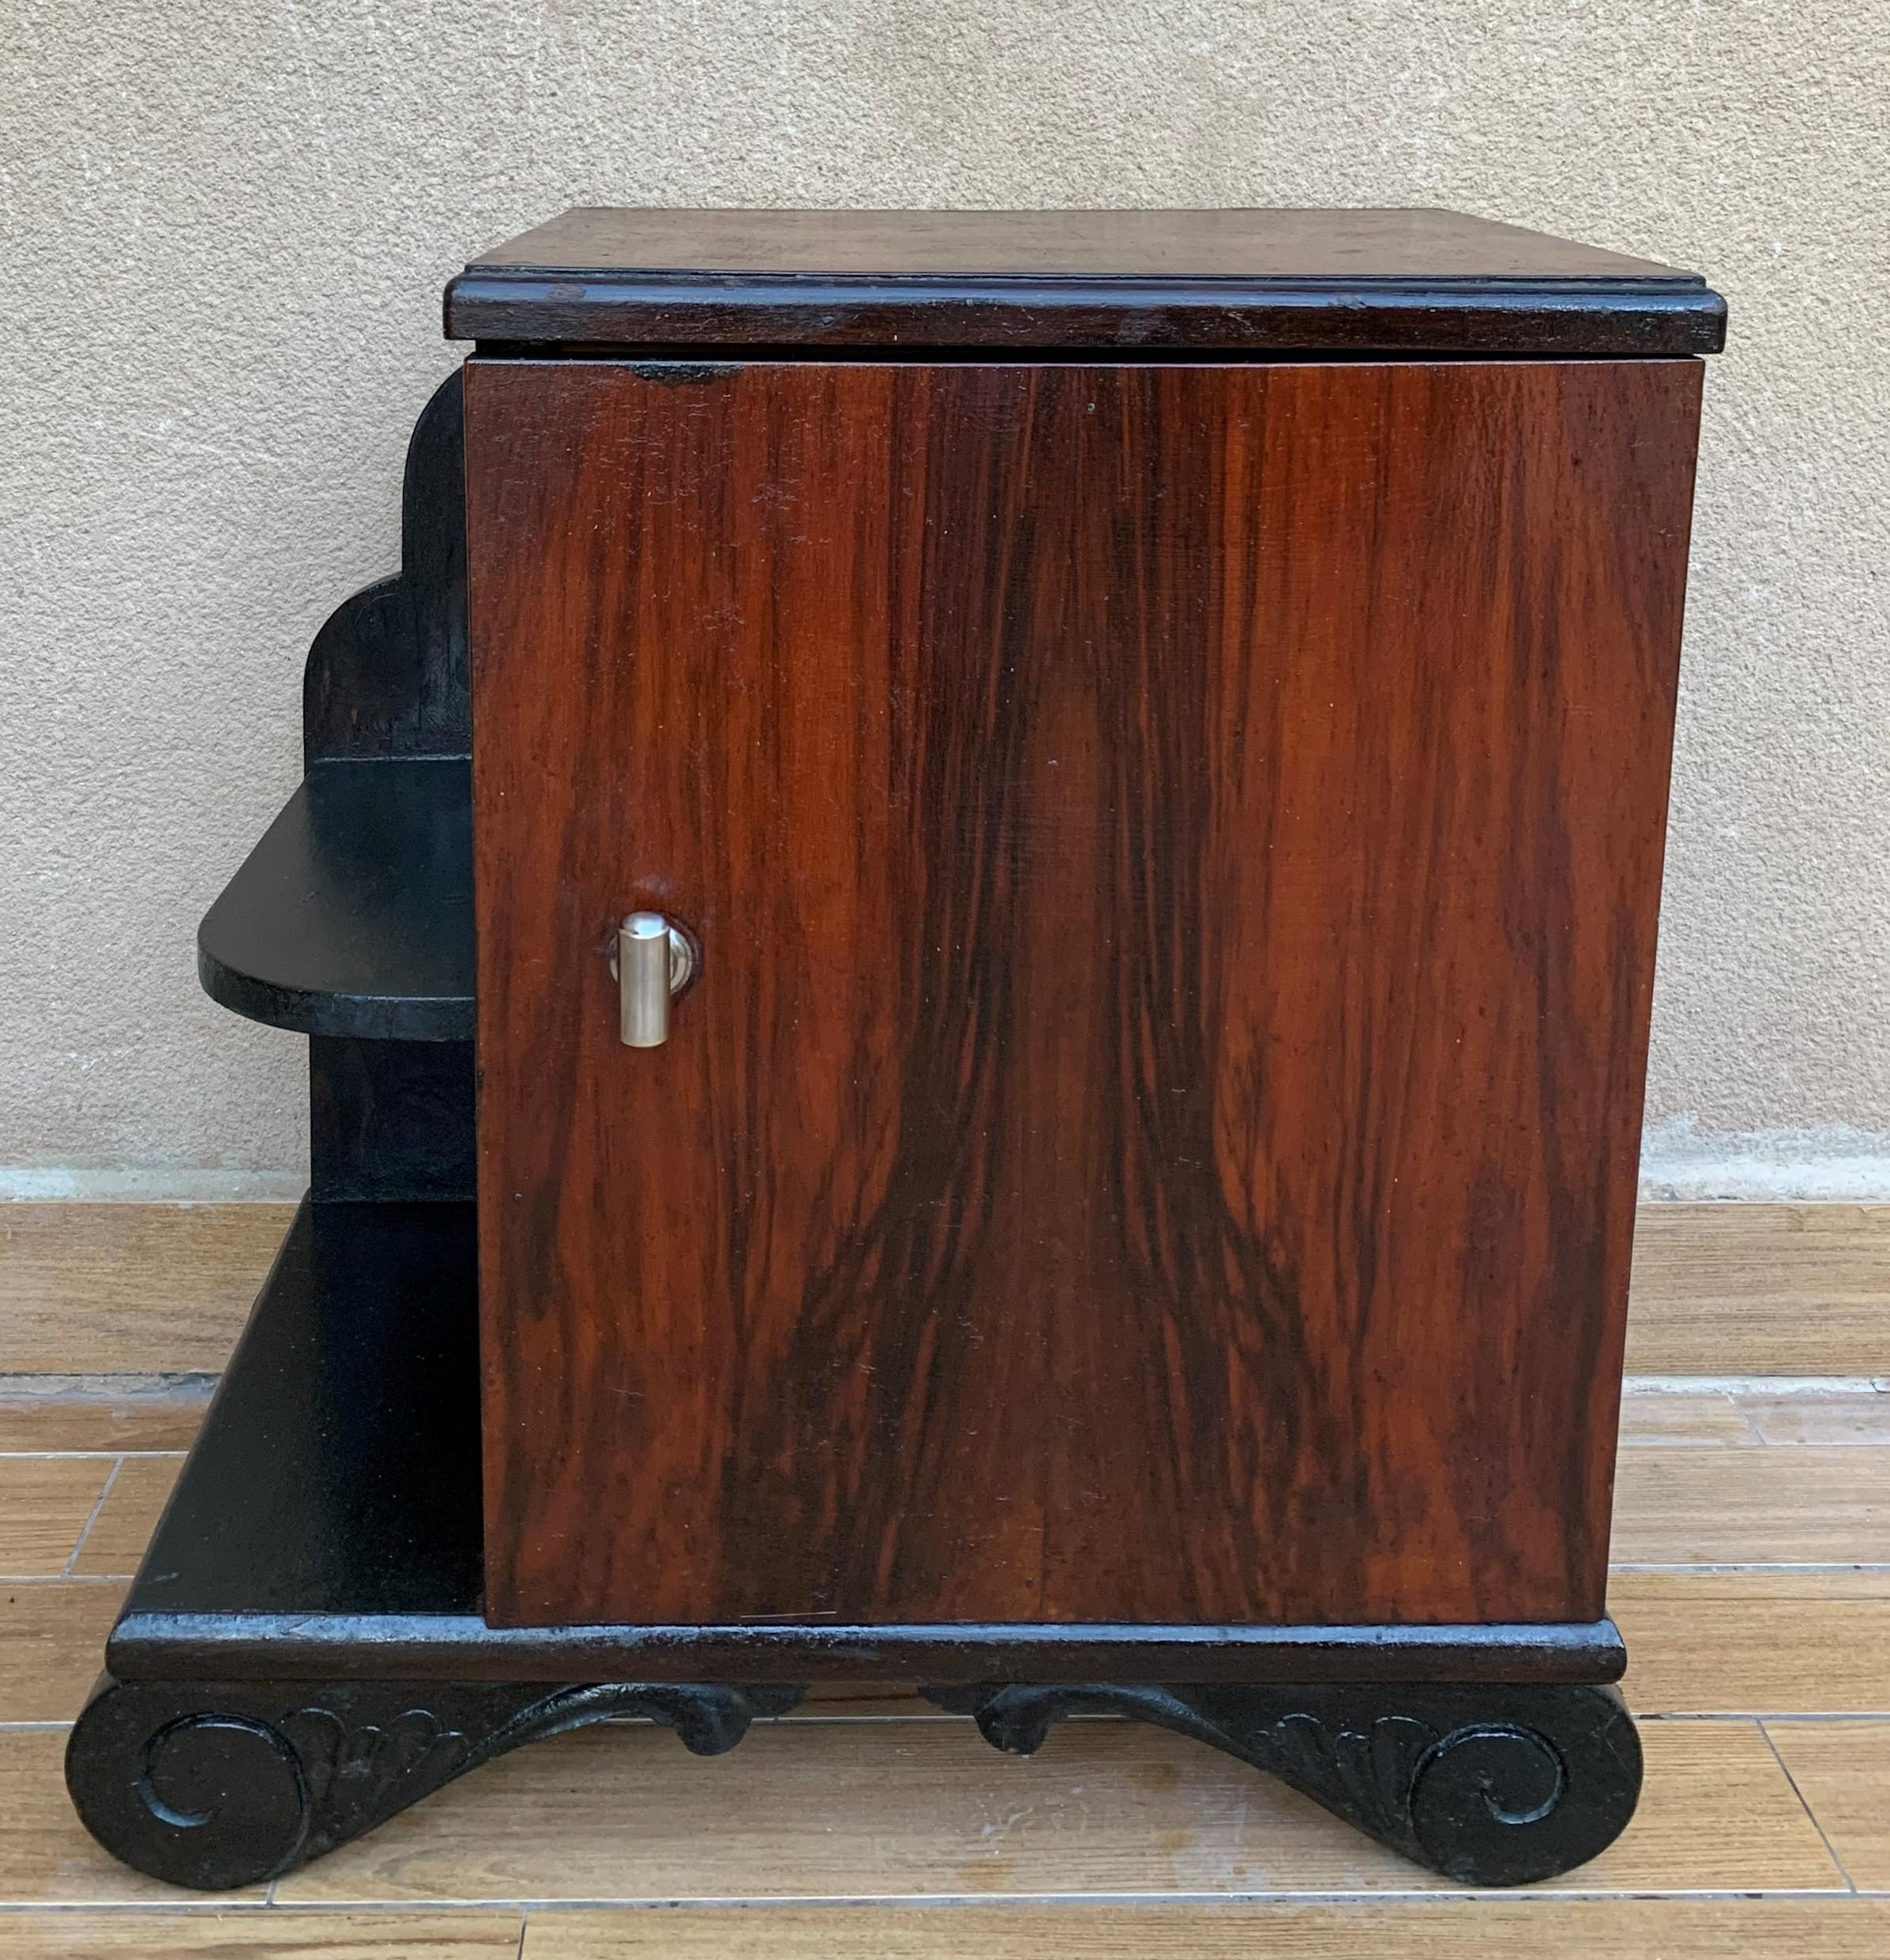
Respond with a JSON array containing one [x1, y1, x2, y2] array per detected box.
[[0, 1202, 290, 1375], [277, 1715, 1836, 1905], [0, 1458, 114, 1576], [523, 1898, 1890, 1958], [800, 1682, 933, 1716], [70, 1456, 181, 1577], [0, 1395, 209, 1454], [1616, 1391, 1754, 1446], [0, 1728, 264, 1903], [1740, 1394, 1890, 1446], [1764, 1720, 1890, 1890], [1611, 1446, 1890, 1566], [1614, 1571, 1890, 1714], [1625, 1203, 1890, 1375], [0, 1910, 524, 1956], [0, 1580, 122, 1721]]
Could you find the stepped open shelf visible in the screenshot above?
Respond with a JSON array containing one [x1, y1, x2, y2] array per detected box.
[[197, 758, 472, 1041]]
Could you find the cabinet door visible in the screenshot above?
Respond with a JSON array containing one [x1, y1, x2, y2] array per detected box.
[[467, 357, 1700, 1630]]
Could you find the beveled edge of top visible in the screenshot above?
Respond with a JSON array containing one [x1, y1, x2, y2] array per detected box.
[[445, 206, 1726, 356]]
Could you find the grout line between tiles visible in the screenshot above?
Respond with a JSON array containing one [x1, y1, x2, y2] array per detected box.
[[0, 1450, 190, 1462], [1610, 1562, 1890, 1573], [212, 1885, 1868, 1910], [0, 1572, 127, 1585], [1638, 1710, 1890, 1723], [1739, 1717, 1890, 1732], [1760, 1717, 1858, 1894], [58, 1458, 120, 1578], [1625, 1377, 1890, 1397], [0, 1887, 1881, 1917]]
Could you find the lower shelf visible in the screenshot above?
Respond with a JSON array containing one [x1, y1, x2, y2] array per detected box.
[[106, 1197, 1625, 1688]]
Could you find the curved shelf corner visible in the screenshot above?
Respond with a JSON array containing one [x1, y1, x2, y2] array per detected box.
[[197, 758, 473, 1042]]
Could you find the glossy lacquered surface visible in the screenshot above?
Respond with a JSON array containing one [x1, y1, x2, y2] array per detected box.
[[467, 356, 1702, 1631], [447, 206, 1726, 355]]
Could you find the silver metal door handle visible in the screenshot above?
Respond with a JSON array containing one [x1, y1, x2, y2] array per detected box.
[[613, 912, 695, 1048]]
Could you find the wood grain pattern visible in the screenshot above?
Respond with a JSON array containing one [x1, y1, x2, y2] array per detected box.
[[0, 1392, 1880, 1932], [1625, 1202, 1890, 1374], [447, 207, 1726, 354], [69, 1455, 181, 1577], [472, 207, 1704, 280], [1616, 1392, 1754, 1445], [1611, 1446, 1890, 1566], [0, 1581, 124, 1721], [525, 1902, 1890, 1959], [1764, 1721, 1890, 1889], [1614, 1571, 1890, 1714], [0, 1394, 207, 1453], [0, 1202, 291, 1375], [0, 1458, 113, 1575], [468, 356, 1701, 1630], [275, 1717, 1838, 1903], [0, 1916, 522, 1958], [1742, 1393, 1890, 1445]]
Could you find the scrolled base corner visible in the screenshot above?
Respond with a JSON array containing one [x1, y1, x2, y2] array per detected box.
[[66, 1673, 803, 1890], [922, 1678, 1640, 1887]]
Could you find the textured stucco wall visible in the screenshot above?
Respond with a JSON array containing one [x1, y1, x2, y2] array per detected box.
[[3, 2, 1886, 1197]]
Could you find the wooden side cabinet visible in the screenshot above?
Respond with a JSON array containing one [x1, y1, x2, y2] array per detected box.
[[66, 208, 1725, 1892]]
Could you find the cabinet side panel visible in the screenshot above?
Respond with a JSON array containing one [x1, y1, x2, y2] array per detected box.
[[467, 357, 1699, 1629]]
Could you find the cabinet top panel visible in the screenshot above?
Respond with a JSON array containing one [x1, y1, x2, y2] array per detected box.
[[447, 206, 1724, 356]]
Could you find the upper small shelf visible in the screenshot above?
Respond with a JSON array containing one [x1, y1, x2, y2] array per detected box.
[[197, 757, 472, 1042]]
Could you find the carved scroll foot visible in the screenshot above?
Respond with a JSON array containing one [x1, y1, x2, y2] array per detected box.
[[66, 1676, 804, 1890], [922, 1680, 1640, 1887]]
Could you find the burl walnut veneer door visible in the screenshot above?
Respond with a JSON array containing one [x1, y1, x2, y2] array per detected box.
[[467, 357, 1700, 1631]]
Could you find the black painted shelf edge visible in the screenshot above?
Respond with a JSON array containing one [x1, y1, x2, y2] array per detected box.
[[107, 1612, 1628, 1687], [111, 1615, 1629, 1693], [196, 757, 473, 1042]]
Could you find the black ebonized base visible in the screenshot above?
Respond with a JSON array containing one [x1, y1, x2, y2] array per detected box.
[[67, 1676, 803, 1891], [67, 1668, 1640, 1890]]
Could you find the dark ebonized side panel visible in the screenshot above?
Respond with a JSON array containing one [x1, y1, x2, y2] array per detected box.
[[198, 371, 472, 1050], [467, 357, 1702, 1631], [304, 369, 468, 765], [310, 1036, 474, 1200]]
